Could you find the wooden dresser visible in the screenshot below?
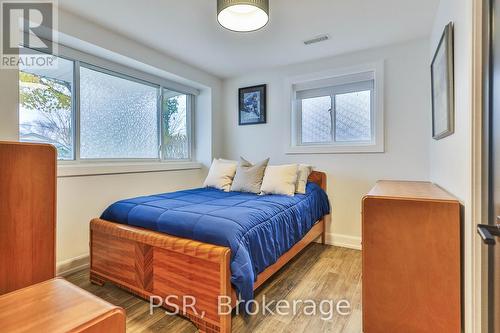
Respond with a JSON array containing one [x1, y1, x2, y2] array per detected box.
[[362, 181, 461, 333], [0, 142, 57, 294], [0, 278, 125, 332]]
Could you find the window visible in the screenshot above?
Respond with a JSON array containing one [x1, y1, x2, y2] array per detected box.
[[162, 89, 190, 160], [301, 96, 332, 144], [290, 67, 383, 154], [18, 47, 195, 162], [19, 53, 74, 160], [79, 66, 159, 159], [297, 80, 374, 145], [335, 90, 371, 142]]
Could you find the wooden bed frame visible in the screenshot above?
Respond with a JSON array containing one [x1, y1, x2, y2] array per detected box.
[[89, 171, 327, 333]]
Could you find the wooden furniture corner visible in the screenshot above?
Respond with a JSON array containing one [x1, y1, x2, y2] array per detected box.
[[0, 141, 57, 294], [0, 277, 125, 333], [362, 180, 461, 333]]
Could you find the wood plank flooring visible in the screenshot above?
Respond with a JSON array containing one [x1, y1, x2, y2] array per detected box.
[[66, 243, 361, 333]]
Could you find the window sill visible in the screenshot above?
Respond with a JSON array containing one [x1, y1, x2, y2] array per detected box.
[[57, 161, 203, 178], [285, 143, 384, 154]]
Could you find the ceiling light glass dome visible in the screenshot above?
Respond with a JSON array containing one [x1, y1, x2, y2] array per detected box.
[[217, 0, 269, 32]]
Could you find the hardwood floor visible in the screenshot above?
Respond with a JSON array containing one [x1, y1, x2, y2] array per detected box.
[[67, 243, 361, 333]]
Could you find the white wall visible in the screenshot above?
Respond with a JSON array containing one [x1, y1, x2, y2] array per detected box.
[[430, 0, 474, 332], [0, 8, 221, 272], [430, 0, 472, 204], [220, 38, 431, 248]]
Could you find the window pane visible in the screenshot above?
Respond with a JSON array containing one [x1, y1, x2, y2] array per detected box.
[[162, 90, 189, 160], [335, 90, 371, 142], [79, 66, 159, 159], [19, 56, 74, 160], [301, 96, 332, 143]]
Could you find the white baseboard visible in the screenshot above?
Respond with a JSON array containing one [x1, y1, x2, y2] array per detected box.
[[56, 254, 89, 276], [325, 233, 362, 250]]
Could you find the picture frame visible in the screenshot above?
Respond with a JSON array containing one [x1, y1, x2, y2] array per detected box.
[[238, 84, 267, 125], [431, 22, 455, 140]]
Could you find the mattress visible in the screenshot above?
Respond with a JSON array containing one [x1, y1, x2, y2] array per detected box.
[[100, 182, 330, 306]]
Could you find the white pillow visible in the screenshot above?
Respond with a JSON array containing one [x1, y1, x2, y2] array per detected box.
[[203, 159, 238, 192], [295, 164, 313, 194], [260, 164, 299, 196]]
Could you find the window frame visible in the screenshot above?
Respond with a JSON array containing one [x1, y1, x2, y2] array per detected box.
[[19, 41, 197, 163], [285, 62, 385, 154], [296, 80, 375, 146]]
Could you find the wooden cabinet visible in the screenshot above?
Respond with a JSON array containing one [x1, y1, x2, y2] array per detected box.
[[0, 142, 57, 294], [362, 181, 461, 333], [0, 278, 125, 332]]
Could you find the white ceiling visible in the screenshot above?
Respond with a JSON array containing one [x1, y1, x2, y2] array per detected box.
[[58, 0, 439, 78]]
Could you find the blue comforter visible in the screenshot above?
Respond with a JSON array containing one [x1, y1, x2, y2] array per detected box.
[[101, 182, 330, 306]]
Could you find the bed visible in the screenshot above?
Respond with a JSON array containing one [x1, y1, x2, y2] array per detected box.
[[89, 171, 329, 333]]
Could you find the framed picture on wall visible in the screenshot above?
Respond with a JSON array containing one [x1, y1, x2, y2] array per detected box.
[[239, 84, 266, 125], [431, 22, 454, 140]]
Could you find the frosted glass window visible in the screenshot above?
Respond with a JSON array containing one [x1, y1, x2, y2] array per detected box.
[[335, 90, 372, 142], [19, 53, 74, 160], [79, 66, 159, 159], [301, 96, 332, 143], [296, 79, 374, 147], [162, 90, 189, 160]]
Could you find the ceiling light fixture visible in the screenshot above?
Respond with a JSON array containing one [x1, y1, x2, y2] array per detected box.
[[217, 0, 269, 32]]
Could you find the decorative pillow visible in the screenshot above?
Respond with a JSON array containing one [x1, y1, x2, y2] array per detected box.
[[295, 164, 313, 194], [260, 164, 299, 196], [231, 157, 269, 193], [203, 159, 238, 192]]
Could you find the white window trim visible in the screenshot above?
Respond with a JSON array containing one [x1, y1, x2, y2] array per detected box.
[[284, 61, 385, 154]]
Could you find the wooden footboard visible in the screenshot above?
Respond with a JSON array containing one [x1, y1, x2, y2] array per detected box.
[[90, 171, 327, 333], [90, 219, 233, 333]]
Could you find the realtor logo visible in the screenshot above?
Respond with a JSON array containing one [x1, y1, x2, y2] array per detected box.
[[1, 0, 57, 68]]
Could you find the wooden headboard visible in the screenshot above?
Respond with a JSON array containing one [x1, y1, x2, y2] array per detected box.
[[308, 171, 327, 191]]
